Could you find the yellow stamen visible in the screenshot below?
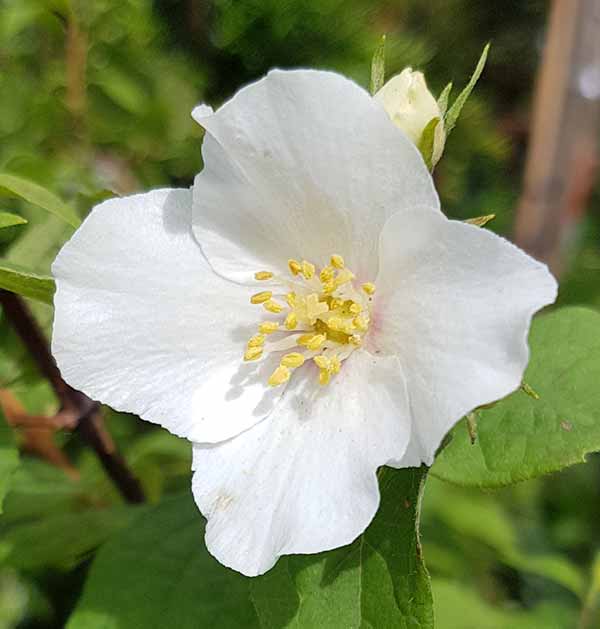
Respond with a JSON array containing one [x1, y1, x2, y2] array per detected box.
[[254, 271, 274, 281], [331, 254, 345, 269], [268, 365, 291, 387], [320, 266, 335, 282], [301, 260, 315, 279], [349, 302, 362, 314], [330, 355, 342, 374], [314, 355, 331, 370], [285, 292, 297, 307], [244, 346, 263, 361], [288, 259, 302, 275], [354, 315, 369, 332], [298, 333, 326, 350], [306, 334, 326, 350], [284, 312, 298, 330], [362, 282, 376, 295], [251, 291, 272, 304], [327, 316, 342, 331], [350, 334, 362, 346], [259, 321, 280, 334], [322, 280, 336, 294], [263, 299, 284, 313], [247, 334, 265, 347], [319, 369, 331, 385], [335, 269, 355, 286], [281, 353, 305, 368]]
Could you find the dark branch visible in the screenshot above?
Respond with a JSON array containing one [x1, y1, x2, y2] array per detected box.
[[0, 289, 145, 504]]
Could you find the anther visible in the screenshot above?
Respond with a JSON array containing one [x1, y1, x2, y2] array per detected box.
[[288, 259, 302, 275], [349, 334, 362, 346], [330, 254, 345, 269], [284, 312, 298, 330], [244, 346, 263, 361], [254, 271, 274, 281], [268, 365, 291, 387], [251, 291, 272, 304], [320, 266, 335, 282], [281, 353, 305, 368], [259, 321, 280, 334], [319, 369, 331, 386], [247, 334, 265, 347], [263, 299, 284, 313], [362, 282, 376, 295], [285, 292, 297, 307], [354, 316, 369, 332], [301, 260, 315, 279], [314, 355, 331, 370]]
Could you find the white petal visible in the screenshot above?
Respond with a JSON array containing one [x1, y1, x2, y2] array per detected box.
[[52, 188, 285, 444], [192, 69, 439, 283], [191, 350, 410, 576], [373, 208, 558, 465]]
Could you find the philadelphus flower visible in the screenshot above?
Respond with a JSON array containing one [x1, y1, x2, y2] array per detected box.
[[51, 70, 557, 577], [375, 67, 446, 166]]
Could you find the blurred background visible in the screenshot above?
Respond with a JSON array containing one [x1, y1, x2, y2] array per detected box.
[[1, 0, 600, 627]]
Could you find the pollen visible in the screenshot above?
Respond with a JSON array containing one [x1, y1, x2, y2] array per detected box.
[[281, 353, 305, 368], [263, 299, 284, 313], [330, 254, 344, 269], [244, 254, 375, 387], [254, 271, 274, 280], [362, 282, 376, 295], [251, 291, 272, 304], [259, 321, 280, 334], [268, 365, 291, 387]]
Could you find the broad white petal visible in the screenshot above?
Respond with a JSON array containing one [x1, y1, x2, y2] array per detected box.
[[191, 350, 410, 576], [373, 208, 558, 465], [192, 69, 439, 283], [52, 188, 284, 443]]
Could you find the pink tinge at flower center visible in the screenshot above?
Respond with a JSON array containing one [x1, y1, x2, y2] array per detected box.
[[243, 255, 376, 386]]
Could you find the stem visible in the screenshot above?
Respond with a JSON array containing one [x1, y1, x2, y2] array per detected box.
[[0, 290, 145, 504]]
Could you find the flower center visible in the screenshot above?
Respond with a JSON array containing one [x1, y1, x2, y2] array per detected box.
[[244, 255, 376, 387]]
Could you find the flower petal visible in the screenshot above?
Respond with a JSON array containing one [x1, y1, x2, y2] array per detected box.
[[52, 188, 285, 444], [191, 350, 410, 576], [192, 69, 439, 283], [373, 208, 558, 465]]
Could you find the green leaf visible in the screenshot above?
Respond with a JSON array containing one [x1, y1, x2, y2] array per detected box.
[[437, 82, 453, 118], [66, 494, 259, 629], [69, 469, 431, 628], [0, 260, 56, 305], [0, 506, 143, 571], [0, 413, 19, 515], [369, 34, 386, 96], [417, 117, 440, 171], [444, 43, 490, 135], [0, 212, 27, 230], [432, 307, 600, 488], [251, 467, 432, 629], [0, 173, 81, 228], [433, 579, 576, 629]]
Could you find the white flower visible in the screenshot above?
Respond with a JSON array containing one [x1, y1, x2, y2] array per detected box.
[[375, 68, 446, 166], [51, 69, 557, 577]]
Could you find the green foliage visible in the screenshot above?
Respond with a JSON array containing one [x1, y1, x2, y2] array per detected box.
[[417, 117, 440, 170], [444, 43, 490, 135], [0, 174, 80, 228], [433, 307, 600, 487], [67, 495, 258, 629], [0, 261, 55, 305], [251, 467, 431, 629], [433, 580, 576, 629], [0, 213, 27, 230], [0, 415, 19, 515], [370, 35, 386, 95], [68, 469, 431, 628]]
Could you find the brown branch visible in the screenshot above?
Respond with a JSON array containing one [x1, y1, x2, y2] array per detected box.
[[0, 290, 145, 503]]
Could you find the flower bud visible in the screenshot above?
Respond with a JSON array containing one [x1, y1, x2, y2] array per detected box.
[[375, 68, 446, 167]]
